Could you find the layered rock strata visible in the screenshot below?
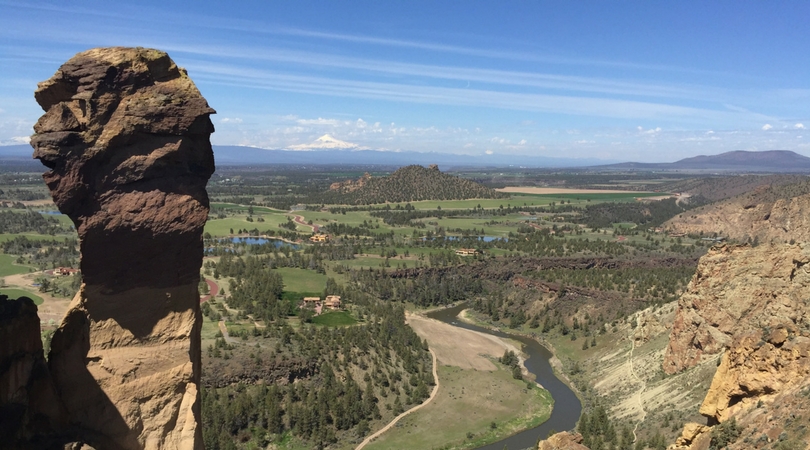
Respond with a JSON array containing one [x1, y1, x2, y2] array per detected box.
[[30, 47, 215, 449], [666, 242, 810, 449], [663, 243, 809, 374]]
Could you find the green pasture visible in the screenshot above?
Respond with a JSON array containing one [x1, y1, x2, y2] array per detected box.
[[311, 311, 357, 327], [612, 222, 637, 229], [204, 212, 301, 236], [0, 253, 33, 276], [365, 365, 553, 450], [275, 267, 327, 293], [0, 288, 43, 305]]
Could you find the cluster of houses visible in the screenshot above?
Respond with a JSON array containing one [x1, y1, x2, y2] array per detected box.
[[300, 295, 342, 315]]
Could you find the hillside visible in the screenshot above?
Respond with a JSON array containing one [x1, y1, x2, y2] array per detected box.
[[660, 174, 808, 203], [665, 178, 810, 242], [602, 150, 810, 172], [324, 164, 507, 204]]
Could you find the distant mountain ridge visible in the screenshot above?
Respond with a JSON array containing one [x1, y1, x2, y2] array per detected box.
[[604, 150, 810, 172], [323, 164, 506, 204], [208, 146, 613, 168], [2, 145, 807, 171]]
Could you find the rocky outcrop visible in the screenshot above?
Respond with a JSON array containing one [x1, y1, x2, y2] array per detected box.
[[665, 240, 810, 449], [537, 431, 589, 450], [28, 47, 214, 449], [669, 328, 810, 450], [329, 172, 371, 192], [0, 295, 65, 447], [699, 327, 810, 423], [663, 243, 810, 374], [668, 423, 711, 450], [665, 182, 810, 243]]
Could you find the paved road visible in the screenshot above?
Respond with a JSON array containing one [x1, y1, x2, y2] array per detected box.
[[199, 278, 219, 303], [292, 214, 320, 233]]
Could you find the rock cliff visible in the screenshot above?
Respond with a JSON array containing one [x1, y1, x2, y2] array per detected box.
[[663, 242, 809, 375], [665, 241, 810, 449], [664, 181, 810, 243], [0, 295, 65, 448], [537, 431, 589, 450], [28, 47, 215, 449]]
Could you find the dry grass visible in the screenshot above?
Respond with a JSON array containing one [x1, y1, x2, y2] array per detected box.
[[406, 314, 521, 370]]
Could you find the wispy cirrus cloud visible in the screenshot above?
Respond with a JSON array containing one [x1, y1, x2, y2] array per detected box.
[[184, 60, 764, 125]]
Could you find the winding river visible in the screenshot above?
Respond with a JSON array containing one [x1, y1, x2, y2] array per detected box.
[[427, 304, 582, 450]]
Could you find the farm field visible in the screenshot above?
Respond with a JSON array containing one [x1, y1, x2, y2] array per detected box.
[[0, 253, 32, 276], [275, 267, 327, 293], [0, 287, 43, 305]]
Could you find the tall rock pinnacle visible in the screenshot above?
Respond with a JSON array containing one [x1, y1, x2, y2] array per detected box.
[[30, 47, 215, 449]]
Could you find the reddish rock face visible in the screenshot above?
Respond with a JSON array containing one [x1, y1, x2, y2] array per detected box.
[[30, 47, 214, 450]]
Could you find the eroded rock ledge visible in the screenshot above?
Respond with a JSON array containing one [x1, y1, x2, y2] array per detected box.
[[13, 46, 214, 449]]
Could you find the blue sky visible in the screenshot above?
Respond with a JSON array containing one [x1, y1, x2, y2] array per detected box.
[[1, 1, 808, 162]]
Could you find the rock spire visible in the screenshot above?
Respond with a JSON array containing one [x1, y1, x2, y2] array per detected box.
[[29, 47, 215, 449]]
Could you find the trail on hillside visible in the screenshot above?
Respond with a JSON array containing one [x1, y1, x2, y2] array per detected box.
[[355, 348, 439, 450], [628, 317, 647, 443]]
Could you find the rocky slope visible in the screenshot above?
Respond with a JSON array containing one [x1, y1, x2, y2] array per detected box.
[[664, 242, 810, 449], [662, 243, 809, 374], [664, 180, 810, 243], [21, 47, 213, 449]]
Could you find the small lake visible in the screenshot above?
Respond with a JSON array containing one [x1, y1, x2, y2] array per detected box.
[[428, 304, 581, 450], [206, 237, 300, 253]]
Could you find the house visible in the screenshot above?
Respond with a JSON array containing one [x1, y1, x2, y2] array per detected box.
[[309, 233, 329, 243], [455, 248, 481, 256], [55, 267, 79, 276], [302, 297, 320, 307], [323, 295, 341, 310]]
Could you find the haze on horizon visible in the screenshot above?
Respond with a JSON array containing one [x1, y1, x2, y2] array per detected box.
[[0, 0, 808, 163]]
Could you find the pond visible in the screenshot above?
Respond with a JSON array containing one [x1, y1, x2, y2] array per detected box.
[[206, 237, 300, 254]]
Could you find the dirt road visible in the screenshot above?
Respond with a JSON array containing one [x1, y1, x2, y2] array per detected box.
[[355, 348, 439, 450]]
